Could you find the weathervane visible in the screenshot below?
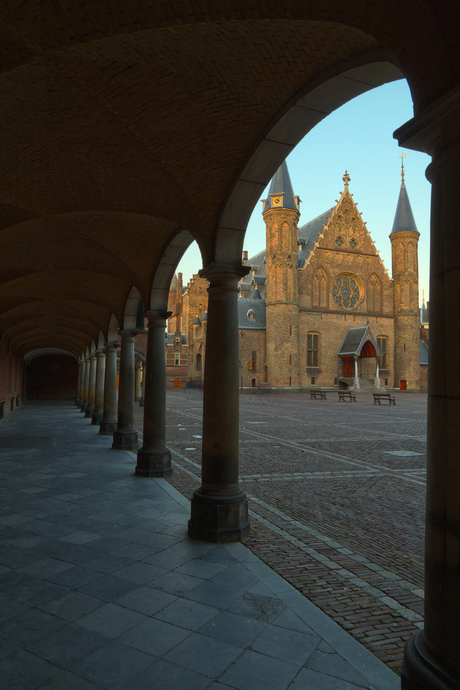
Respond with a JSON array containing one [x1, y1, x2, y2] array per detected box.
[[400, 153, 406, 184]]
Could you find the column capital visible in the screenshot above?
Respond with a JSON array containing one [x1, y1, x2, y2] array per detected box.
[[394, 86, 460, 157], [118, 329, 138, 339], [199, 262, 250, 287], [144, 310, 172, 326], [89, 352, 97, 360], [95, 349, 105, 356], [104, 341, 119, 350]]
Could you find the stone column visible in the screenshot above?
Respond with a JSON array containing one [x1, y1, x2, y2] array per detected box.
[[136, 311, 172, 477], [374, 359, 380, 389], [85, 353, 97, 418], [75, 360, 82, 406], [80, 356, 90, 412], [396, 107, 460, 689], [135, 362, 142, 402], [353, 356, 360, 390], [188, 264, 250, 543], [112, 331, 139, 450], [99, 342, 119, 435], [91, 349, 106, 426], [79, 358, 86, 406]]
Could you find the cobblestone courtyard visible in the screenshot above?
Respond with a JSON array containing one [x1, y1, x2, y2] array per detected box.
[[134, 390, 427, 675]]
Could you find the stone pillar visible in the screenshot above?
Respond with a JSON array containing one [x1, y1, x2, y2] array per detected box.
[[374, 359, 380, 388], [353, 356, 360, 390], [136, 311, 172, 477], [91, 349, 106, 425], [135, 362, 142, 402], [112, 331, 139, 451], [99, 342, 119, 435], [75, 360, 82, 405], [80, 356, 90, 412], [85, 353, 97, 418], [79, 358, 86, 406], [396, 105, 460, 689], [188, 264, 250, 543]]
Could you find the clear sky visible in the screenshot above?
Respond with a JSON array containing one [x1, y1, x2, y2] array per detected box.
[[177, 78, 431, 306]]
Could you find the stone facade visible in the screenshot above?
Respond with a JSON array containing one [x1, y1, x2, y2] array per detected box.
[[169, 164, 425, 391]]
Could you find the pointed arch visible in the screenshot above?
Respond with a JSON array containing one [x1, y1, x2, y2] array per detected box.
[[367, 274, 382, 312], [313, 267, 328, 308]]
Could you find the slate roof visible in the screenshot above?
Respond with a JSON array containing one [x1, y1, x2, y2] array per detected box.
[[391, 182, 419, 235], [165, 333, 187, 345], [297, 209, 334, 265], [262, 160, 297, 212], [338, 326, 381, 357], [238, 297, 266, 329], [193, 315, 201, 325]]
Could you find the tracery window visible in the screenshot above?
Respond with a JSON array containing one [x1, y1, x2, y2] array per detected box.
[[307, 333, 319, 367], [377, 337, 388, 369], [313, 268, 327, 307], [367, 274, 382, 312], [332, 274, 360, 309]]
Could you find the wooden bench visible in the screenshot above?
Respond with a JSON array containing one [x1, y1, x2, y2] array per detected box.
[[373, 392, 396, 405], [310, 390, 326, 400], [338, 391, 356, 402]]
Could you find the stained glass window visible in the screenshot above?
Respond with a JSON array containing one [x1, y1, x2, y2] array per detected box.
[[333, 274, 360, 309]]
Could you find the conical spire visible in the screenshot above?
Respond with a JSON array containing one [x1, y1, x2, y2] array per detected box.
[[263, 160, 298, 212], [390, 177, 419, 236]]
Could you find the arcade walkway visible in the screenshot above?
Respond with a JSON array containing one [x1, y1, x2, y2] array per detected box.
[[0, 404, 398, 690]]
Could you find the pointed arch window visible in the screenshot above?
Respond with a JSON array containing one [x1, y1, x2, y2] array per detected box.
[[367, 274, 382, 312], [313, 268, 328, 307], [307, 332, 320, 367]]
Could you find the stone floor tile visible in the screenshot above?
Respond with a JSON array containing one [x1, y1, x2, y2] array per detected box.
[[135, 533, 184, 549], [69, 640, 156, 690], [175, 559, 228, 580], [76, 602, 146, 638], [250, 625, 319, 666], [184, 580, 245, 609], [150, 571, 205, 596], [210, 566, 259, 591], [306, 650, 371, 687], [38, 591, 105, 622], [113, 561, 166, 584], [0, 595, 31, 623], [219, 649, 300, 690], [17, 557, 74, 580], [27, 623, 109, 669], [164, 632, 243, 678], [58, 532, 102, 545], [118, 617, 191, 657], [35, 669, 102, 689], [0, 637, 22, 661], [154, 598, 219, 631], [0, 649, 62, 690], [115, 585, 177, 616], [272, 609, 318, 636], [47, 565, 104, 589], [112, 543, 158, 560], [198, 548, 235, 566], [226, 592, 287, 623], [4, 578, 69, 606], [78, 574, 139, 602], [200, 611, 267, 648], [0, 608, 66, 647], [83, 553, 137, 573], [288, 667, 367, 689], [0, 547, 40, 569], [131, 660, 214, 690]]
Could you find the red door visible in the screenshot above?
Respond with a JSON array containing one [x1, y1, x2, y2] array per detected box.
[[342, 357, 353, 378]]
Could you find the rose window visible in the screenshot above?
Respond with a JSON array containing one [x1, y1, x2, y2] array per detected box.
[[332, 274, 360, 309]]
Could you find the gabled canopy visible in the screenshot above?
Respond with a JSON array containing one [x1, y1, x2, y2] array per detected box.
[[338, 326, 381, 358]]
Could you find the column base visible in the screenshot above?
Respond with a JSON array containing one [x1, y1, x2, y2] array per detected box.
[[98, 421, 117, 435], [112, 429, 139, 451], [188, 488, 250, 543], [80, 402, 86, 412], [84, 407, 93, 418], [135, 447, 172, 477], [402, 631, 460, 690], [75, 399, 80, 406], [91, 413, 103, 425]]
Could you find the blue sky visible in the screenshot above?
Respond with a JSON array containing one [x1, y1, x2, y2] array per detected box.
[[177, 79, 431, 305]]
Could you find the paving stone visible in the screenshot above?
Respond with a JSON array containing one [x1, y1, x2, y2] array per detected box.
[[164, 632, 242, 678], [123, 659, 211, 690], [69, 640, 156, 690], [47, 566, 104, 589], [150, 571, 205, 596], [219, 649, 300, 690], [289, 667, 367, 689], [154, 598, 219, 631], [0, 595, 31, 623], [118, 617, 191, 656], [113, 561, 166, 584], [0, 637, 22, 661], [27, 623, 109, 669], [76, 603, 146, 638], [200, 611, 267, 648], [176, 559, 228, 580], [306, 650, 371, 687], [35, 669, 102, 689], [17, 558, 74, 580], [83, 553, 137, 573], [0, 608, 66, 647], [227, 592, 287, 623], [4, 579, 69, 606], [250, 625, 319, 665], [115, 585, 177, 616], [1, 649, 62, 690], [78, 575, 139, 602], [38, 591, 105, 622]]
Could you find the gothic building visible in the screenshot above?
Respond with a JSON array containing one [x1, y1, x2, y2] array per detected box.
[[170, 161, 423, 392]]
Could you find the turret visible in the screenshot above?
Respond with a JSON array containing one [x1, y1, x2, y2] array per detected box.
[[262, 160, 301, 387], [390, 158, 420, 390]]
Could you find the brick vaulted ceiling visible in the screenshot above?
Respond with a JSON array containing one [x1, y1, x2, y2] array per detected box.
[[0, 2, 458, 357]]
